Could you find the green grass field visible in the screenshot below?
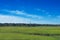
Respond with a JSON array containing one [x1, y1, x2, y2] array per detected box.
[[0, 26, 60, 40]]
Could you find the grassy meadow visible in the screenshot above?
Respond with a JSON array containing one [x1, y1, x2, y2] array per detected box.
[[0, 26, 60, 40]]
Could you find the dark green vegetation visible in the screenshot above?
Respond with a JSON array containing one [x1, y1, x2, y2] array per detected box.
[[0, 26, 60, 40]]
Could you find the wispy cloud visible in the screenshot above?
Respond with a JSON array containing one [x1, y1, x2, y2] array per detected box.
[[2, 9, 43, 19], [48, 15, 52, 17], [0, 9, 59, 24], [0, 14, 59, 24], [0, 14, 54, 24], [36, 8, 53, 18], [36, 8, 41, 11], [0, 14, 29, 23], [57, 16, 60, 18], [36, 8, 45, 12]]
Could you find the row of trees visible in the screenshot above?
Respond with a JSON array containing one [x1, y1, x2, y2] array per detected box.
[[0, 23, 60, 27]]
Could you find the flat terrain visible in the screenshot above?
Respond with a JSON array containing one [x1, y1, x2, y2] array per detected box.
[[0, 26, 60, 40]]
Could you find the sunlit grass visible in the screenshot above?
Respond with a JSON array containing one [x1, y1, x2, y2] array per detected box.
[[0, 26, 60, 40], [0, 33, 57, 40], [0, 27, 60, 34]]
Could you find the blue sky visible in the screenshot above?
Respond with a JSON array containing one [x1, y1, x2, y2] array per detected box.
[[0, 0, 60, 24]]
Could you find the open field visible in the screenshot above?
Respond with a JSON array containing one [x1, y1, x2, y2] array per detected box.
[[0, 26, 60, 40]]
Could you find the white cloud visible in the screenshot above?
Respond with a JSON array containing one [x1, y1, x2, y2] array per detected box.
[[0, 14, 59, 24], [0, 14, 43, 24], [15, 10, 43, 19], [0, 15, 35, 24], [0, 14, 30, 23], [0, 9, 60, 24], [2, 9, 43, 19]]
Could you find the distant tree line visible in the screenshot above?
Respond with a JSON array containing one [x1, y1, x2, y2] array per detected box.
[[0, 23, 60, 27]]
